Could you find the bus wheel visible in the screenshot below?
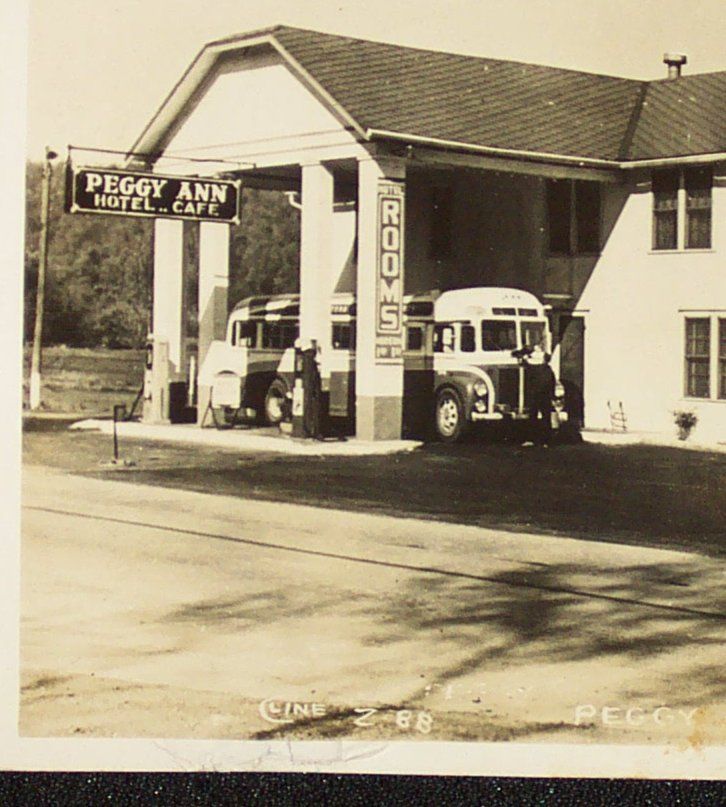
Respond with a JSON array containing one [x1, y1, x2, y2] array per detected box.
[[264, 378, 289, 426], [435, 388, 467, 443]]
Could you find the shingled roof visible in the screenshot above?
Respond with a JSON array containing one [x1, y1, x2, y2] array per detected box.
[[268, 27, 726, 163], [139, 25, 726, 166]]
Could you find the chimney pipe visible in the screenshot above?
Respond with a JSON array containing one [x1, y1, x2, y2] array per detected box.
[[663, 53, 687, 79]]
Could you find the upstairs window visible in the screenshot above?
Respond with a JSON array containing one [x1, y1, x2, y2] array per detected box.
[[653, 168, 712, 251], [685, 168, 712, 249], [652, 170, 679, 250], [547, 179, 601, 255]]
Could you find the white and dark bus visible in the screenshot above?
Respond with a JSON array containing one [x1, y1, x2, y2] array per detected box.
[[197, 287, 566, 441]]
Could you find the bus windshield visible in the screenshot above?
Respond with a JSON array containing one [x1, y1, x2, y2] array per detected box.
[[521, 321, 546, 350], [481, 320, 517, 351]]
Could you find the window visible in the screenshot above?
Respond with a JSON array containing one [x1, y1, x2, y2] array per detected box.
[[406, 326, 423, 351], [429, 185, 453, 259], [521, 321, 546, 351], [481, 320, 517, 351], [685, 318, 710, 398], [460, 325, 476, 352], [720, 319, 726, 400], [233, 320, 256, 347], [261, 322, 298, 349], [547, 179, 601, 254], [433, 323, 455, 353], [332, 323, 356, 350], [653, 168, 712, 251], [685, 168, 712, 249], [653, 170, 679, 250]]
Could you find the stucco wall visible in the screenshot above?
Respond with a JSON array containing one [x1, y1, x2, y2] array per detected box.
[[576, 174, 725, 440]]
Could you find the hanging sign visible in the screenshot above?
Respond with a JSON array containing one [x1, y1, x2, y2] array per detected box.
[[375, 180, 405, 362], [66, 166, 241, 223]]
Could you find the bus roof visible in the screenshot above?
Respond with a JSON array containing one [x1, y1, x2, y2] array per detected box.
[[433, 287, 545, 320]]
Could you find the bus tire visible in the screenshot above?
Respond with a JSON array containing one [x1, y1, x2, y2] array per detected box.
[[435, 387, 468, 443], [263, 378, 289, 426]]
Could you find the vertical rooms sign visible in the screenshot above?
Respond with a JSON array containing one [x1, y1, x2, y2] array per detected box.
[[375, 181, 405, 362], [67, 167, 241, 223]]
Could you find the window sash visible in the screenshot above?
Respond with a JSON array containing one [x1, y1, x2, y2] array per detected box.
[[685, 318, 711, 398]]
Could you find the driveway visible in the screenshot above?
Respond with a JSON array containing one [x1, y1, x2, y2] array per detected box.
[[20, 465, 725, 745]]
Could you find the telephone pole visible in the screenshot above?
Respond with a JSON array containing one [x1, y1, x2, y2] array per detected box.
[[29, 147, 57, 410]]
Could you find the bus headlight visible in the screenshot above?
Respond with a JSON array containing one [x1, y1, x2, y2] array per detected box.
[[474, 398, 487, 413], [473, 381, 488, 398]]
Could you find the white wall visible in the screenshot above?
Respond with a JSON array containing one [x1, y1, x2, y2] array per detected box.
[[578, 175, 726, 441], [161, 49, 366, 175]]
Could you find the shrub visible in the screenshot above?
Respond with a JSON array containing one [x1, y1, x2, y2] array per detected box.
[[673, 410, 698, 441]]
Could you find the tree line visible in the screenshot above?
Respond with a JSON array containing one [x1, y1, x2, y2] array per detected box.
[[24, 161, 300, 349]]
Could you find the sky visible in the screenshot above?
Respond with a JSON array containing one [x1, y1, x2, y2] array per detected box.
[[20, 0, 726, 161]]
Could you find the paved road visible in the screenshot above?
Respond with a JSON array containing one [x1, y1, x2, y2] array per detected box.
[[21, 465, 725, 745]]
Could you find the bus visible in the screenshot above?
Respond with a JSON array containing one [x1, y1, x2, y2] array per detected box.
[[197, 287, 566, 441]]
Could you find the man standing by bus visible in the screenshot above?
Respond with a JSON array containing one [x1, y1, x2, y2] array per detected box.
[[523, 347, 556, 446]]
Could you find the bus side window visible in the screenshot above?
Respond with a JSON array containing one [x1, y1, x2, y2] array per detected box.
[[433, 323, 455, 353], [406, 325, 423, 351], [460, 324, 476, 352], [234, 321, 256, 347]]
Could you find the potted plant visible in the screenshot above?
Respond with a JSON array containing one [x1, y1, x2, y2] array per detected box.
[[673, 410, 698, 441]]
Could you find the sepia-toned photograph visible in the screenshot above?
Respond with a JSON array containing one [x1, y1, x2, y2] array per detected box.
[[6, 0, 725, 777]]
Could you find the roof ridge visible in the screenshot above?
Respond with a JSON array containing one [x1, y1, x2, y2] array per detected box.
[[212, 24, 644, 85]]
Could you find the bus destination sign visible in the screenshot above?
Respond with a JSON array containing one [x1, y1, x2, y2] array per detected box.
[[67, 167, 241, 223]]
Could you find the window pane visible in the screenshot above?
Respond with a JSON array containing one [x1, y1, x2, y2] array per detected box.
[[460, 325, 475, 352], [481, 320, 517, 351], [685, 167, 712, 249], [575, 181, 601, 253], [547, 180, 571, 253], [653, 170, 679, 250], [434, 324, 455, 353], [406, 326, 423, 351], [685, 318, 710, 398], [720, 319, 726, 399], [521, 321, 546, 350]]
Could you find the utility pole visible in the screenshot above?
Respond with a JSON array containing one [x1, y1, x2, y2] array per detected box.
[[29, 147, 57, 410]]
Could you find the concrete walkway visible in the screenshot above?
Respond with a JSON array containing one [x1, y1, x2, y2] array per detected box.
[[70, 418, 422, 456]]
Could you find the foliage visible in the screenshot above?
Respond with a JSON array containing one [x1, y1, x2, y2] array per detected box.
[[24, 161, 300, 348], [673, 410, 698, 440]]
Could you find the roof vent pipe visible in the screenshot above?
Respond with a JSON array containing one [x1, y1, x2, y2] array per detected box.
[[663, 53, 687, 79]]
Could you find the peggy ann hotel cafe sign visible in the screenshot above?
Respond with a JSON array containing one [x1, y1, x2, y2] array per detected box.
[[66, 166, 241, 224]]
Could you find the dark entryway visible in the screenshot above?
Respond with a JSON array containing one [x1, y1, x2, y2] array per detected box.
[[558, 314, 585, 427]]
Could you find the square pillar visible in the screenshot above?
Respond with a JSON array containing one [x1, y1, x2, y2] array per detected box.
[[356, 158, 406, 441], [300, 163, 335, 346], [146, 218, 186, 423], [196, 221, 230, 424]]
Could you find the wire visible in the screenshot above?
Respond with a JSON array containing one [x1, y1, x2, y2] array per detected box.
[[67, 144, 255, 168]]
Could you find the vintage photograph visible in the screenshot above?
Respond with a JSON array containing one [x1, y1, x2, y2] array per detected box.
[[9, 0, 726, 776]]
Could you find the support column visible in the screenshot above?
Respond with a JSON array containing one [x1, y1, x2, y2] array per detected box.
[[294, 163, 335, 437], [146, 218, 186, 423], [196, 221, 230, 424], [299, 163, 335, 344], [356, 157, 406, 441]]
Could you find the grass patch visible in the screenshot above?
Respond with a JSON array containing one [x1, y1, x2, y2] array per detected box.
[[22, 426, 726, 557]]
